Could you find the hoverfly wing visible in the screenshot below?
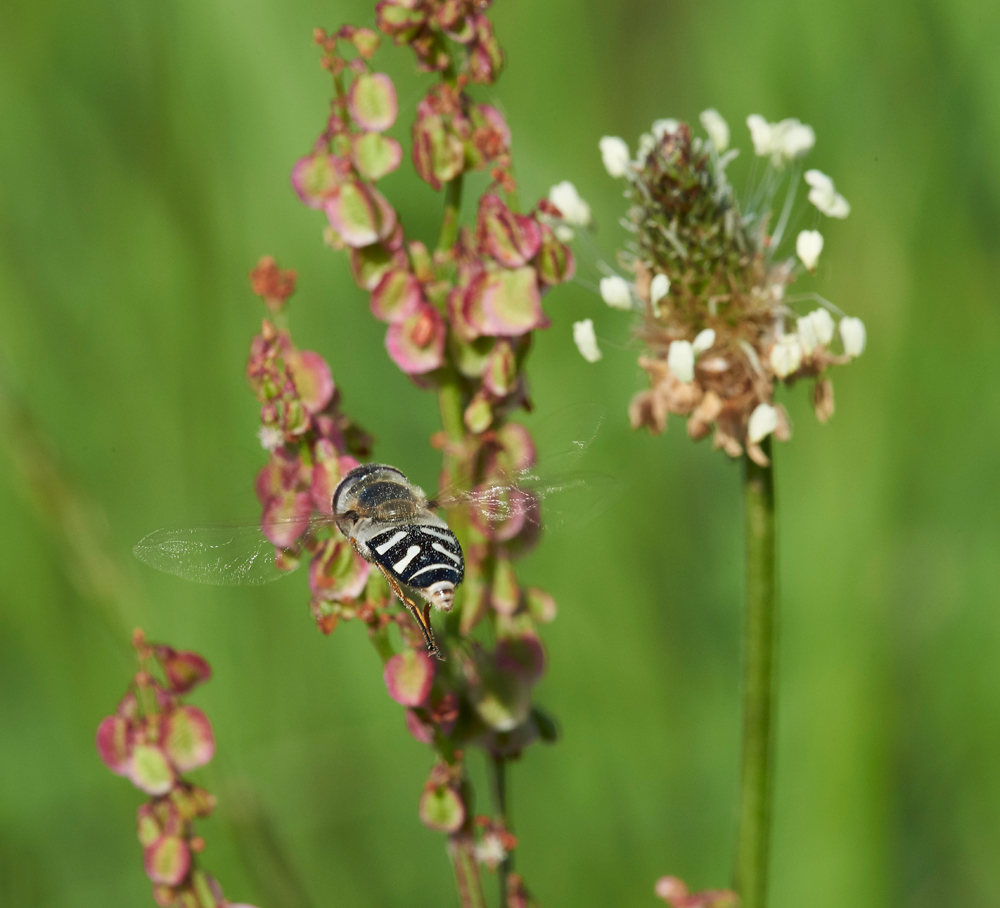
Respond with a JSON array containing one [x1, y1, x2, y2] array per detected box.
[[435, 467, 620, 534], [133, 514, 336, 586]]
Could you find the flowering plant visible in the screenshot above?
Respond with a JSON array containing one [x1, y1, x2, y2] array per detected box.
[[576, 109, 867, 908], [237, 5, 579, 904], [585, 111, 865, 466], [95, 630, 255, 908]]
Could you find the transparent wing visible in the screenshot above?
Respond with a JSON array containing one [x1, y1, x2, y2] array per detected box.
[[434, 404, 622, 533], [133, 515, 337, 586]]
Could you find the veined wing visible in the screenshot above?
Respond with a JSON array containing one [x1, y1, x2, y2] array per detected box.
[[133, 514, 338, 586], [433, 404, 621, 533]]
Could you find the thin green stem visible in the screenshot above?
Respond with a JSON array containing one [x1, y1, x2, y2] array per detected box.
[[489, 755, 512, 907], [734, 438, 777, 908], [447, 837, 489, 908], [437, 175, 464, 253]]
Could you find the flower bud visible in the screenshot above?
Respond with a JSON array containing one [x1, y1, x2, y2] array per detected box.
[[347, 72, 398, 132], [161, 650, 212, 694], [287, 350, 334, 414], [129, 744, 176, 796], [667, 340, 695, 383], [748, 402, 779, 443], [477, 194, 541, 267], [796, 229, 824, 271], [325, 181, 397, 248], [412, 113, 465, 191], [96, 715, 134, 776], [162, 706, 215, 773], [482, 341, 517, 397], [419, 781, 465, 833], [290, 154, 343, 209], [599, 136, 631, 177], [573, 319, 602, 363], [464, 391, 494, 434], [840, 316, 866, 356], [349, 241, 408, 291], [534, 224, 575, 286], [464, 267, 548, 337], [351, 132, 403, 181], [144, 836, 191, 886], [309, 537, 371, 601], [370, 269, 423, 323], [375, 0, 427, 41], [260, 489, 313, 548], [385, 303, 446, 373], [600, 275, 632, 310], [384, 648, 435, 707]]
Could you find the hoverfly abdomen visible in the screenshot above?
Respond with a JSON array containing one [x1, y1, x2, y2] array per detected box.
[[366, 523, 465, 610]]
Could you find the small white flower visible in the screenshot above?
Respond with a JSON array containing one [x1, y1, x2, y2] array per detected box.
[[474, 834, 507, 869], [692, 328, 716, 356], [700, 108, 730, 152], [770, 334, 803, 377], [651, 118, 679, 140], [554, 224, 575, 243], [839, 316, 866, 357], [809, 308, 836, 345], [747, 114, 774, 157], [637, 132, 656, 158], [650, 273, 670, 309], [573, 319, 602, 363], [795, 229, 824, 271], [748, 403, 779, 443], [772, 118, 815, 160], [599, 275, 632, 310], [548, 181, 591, 227], [599, 136, 631, 178], [805, 169, 851, 219], [667, 340, 695, 383], [258, 425, 284, 451]]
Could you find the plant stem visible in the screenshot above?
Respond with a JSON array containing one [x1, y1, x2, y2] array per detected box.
[[432, 168, 489, 908], [489, 755, 512, 907], [734, 438, 777, 908], [437, 175, 464, 253], [447, 837, 489, 908]]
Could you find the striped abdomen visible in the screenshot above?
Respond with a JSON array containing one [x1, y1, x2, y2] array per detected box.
[[366, 523, 465, 611]]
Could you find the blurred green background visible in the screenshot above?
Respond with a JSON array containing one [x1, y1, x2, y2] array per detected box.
[[2, 0, 999, 906]]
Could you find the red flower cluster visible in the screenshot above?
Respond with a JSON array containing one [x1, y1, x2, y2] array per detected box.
[[95, 631, 255, 908], [246, 260, 375, 633], [376, 0, 503, 82]]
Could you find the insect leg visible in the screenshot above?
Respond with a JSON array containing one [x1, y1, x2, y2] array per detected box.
[[374, 563, 444, 661]]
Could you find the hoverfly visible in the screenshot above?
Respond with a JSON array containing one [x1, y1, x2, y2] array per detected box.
[[134, 409, 612, 657]]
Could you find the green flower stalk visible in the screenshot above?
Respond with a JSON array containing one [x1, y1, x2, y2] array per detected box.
[[584, 111, 867, 907]]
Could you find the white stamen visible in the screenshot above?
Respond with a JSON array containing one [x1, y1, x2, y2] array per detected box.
[[573, 319, 602, 363]]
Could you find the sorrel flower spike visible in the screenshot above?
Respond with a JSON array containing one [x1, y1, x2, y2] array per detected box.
[[586, 111, 866, 466], [96, 630, 258, 908]]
